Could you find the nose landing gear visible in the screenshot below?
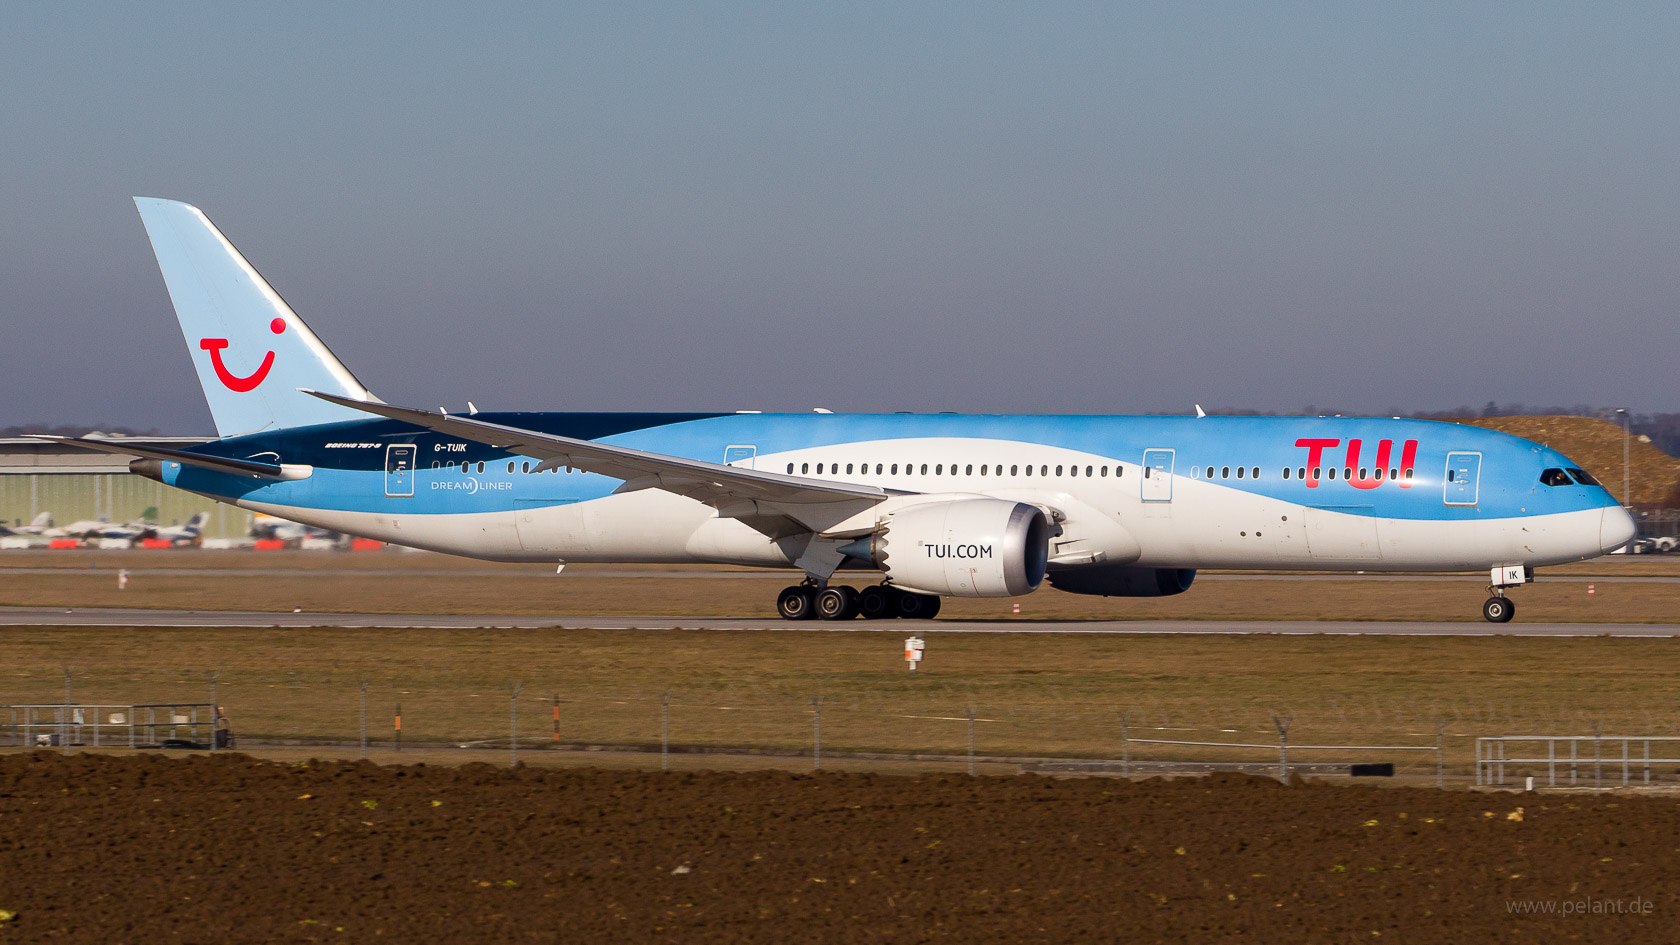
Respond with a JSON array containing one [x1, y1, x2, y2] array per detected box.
[[1482, 564, 1532, 623], [1482, 594, 1515, 623]]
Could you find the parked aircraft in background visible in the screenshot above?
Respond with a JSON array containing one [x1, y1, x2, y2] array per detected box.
[[37, 199, 1637, 622], [142, 512, 209, 545], [250, 512, 337, 543], [0, 512, 53, 536], [41, 517, 129, 541]]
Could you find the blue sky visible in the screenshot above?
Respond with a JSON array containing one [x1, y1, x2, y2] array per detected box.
[[3, 3, 1677, 432]]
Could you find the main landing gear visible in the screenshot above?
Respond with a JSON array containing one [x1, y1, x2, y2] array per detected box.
[[776, 582, 941, 621]]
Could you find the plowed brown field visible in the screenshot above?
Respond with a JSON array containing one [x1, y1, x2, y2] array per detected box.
[[0, 753, 1673, 943]]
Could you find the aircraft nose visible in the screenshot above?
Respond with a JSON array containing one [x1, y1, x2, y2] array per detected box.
[[1601, 504, 1637, 554]]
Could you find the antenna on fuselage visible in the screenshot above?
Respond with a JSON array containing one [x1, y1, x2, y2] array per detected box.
[[468, 402, 479, 416], [1194, 404, 1207, 418]]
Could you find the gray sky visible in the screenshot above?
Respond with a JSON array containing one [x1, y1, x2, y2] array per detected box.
[[3, 3, 1678, 434]]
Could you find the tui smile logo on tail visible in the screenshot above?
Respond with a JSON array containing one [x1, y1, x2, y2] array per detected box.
[[200, 318, 285, 392]]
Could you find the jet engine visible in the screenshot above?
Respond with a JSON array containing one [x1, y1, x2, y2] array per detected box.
[[1046, 565, 1196, 597], [841, 499, 1049, 597]]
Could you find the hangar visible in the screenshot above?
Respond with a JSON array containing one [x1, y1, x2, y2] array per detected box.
[[0, 436, 245, 538]]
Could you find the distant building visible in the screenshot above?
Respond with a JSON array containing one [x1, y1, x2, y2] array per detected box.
[[0, 437, 247, 537]]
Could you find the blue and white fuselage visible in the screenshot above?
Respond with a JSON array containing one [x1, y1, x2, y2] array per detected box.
[[161, 412, 1626, 575], [41, 199, 1635, 622]]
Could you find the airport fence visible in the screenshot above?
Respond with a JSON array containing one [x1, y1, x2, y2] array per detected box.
[[10, 667, 1680, 789], [1476, 735, 1680, 788], [0, 683, 1645, 790]]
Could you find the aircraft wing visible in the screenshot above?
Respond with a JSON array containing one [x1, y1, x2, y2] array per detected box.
[[302, 391, 889, 529]]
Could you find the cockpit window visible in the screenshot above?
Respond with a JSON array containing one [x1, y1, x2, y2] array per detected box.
[[1567, 468, 1601, 486], [1540, 468, 1572, 487]]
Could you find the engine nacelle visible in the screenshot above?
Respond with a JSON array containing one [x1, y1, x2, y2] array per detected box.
[[847, 499, 1049, 597], [1046, 565, 1196, 597]]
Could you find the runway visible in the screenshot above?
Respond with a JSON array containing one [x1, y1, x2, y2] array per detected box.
[[3, 567, 1678, 582], [3, 606, 1678, 636]]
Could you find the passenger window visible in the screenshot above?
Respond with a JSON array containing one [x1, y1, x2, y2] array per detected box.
[[521, 461, 530, 474], [1447, 469, 1455, 482], [817, 463, 824, 475], [980, 465, 987, 476], [1404, 469, 1414, 479], [1327, 468, 1337, 480], [1388, 468, 1397, 480], [1100, 466, 1108, 477], [1540, 468, 1571, 487], [846, 463, 854, 474], [1358, 468, 1366, 479], [477, 462, 485, 473], [1025, 465, 1033, 476], [1374, 468, 1383, 480], [787, 463, 794, 474], [1070, 465, 1078, 478], [1206, 466, 1214, 478], [876, 464, 883, 474], [1252, 467, 1259, 479], [1041, 465, 1048, 476], [1567, 468, 1600, 486], [1115, 467, 1123, 478], [1236, 467, 1244, 479], [1221, 466, 1229, 479], [921, 464, 928, 475], [1299, 467, 1307, 480], [1283, 468, 1291, 480], [507, 461, 515, 473], [1085, 465, 1093, 477], [1056, 465, 1064, 476], [891, 464, 898, 474], [965, 464, 973, 475], [936, 464, 943, 475], [1011, 465, 1019, 476], [801, 463, 809, 474]]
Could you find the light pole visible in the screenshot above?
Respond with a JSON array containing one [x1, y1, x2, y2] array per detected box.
[[1615, 408, 1630, 508]]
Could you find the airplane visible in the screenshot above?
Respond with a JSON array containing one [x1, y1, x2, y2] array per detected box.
[[250, 511, 337, 542], [41, 516, 126, 541], [141, 511, 210, 545], [0, 512, 54, 536], [35, 198, 1637, 623]]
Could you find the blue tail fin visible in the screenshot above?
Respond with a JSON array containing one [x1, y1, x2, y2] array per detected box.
[[134, 198, 379, 437]]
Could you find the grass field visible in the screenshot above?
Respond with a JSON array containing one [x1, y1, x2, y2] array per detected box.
[[3, 550, 1677, 780], [8, 624, 1680, 782]]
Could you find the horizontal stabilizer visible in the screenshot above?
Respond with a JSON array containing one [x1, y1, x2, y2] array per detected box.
[[28, 435, 307, 480]]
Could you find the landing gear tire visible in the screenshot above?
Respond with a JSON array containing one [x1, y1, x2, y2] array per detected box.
[[777, 585, 816, 620], [816, 586, 860, 620], [892, 589, 942, 620], [1482, 596, 1515, 623], [857, 585, 893, 620]]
